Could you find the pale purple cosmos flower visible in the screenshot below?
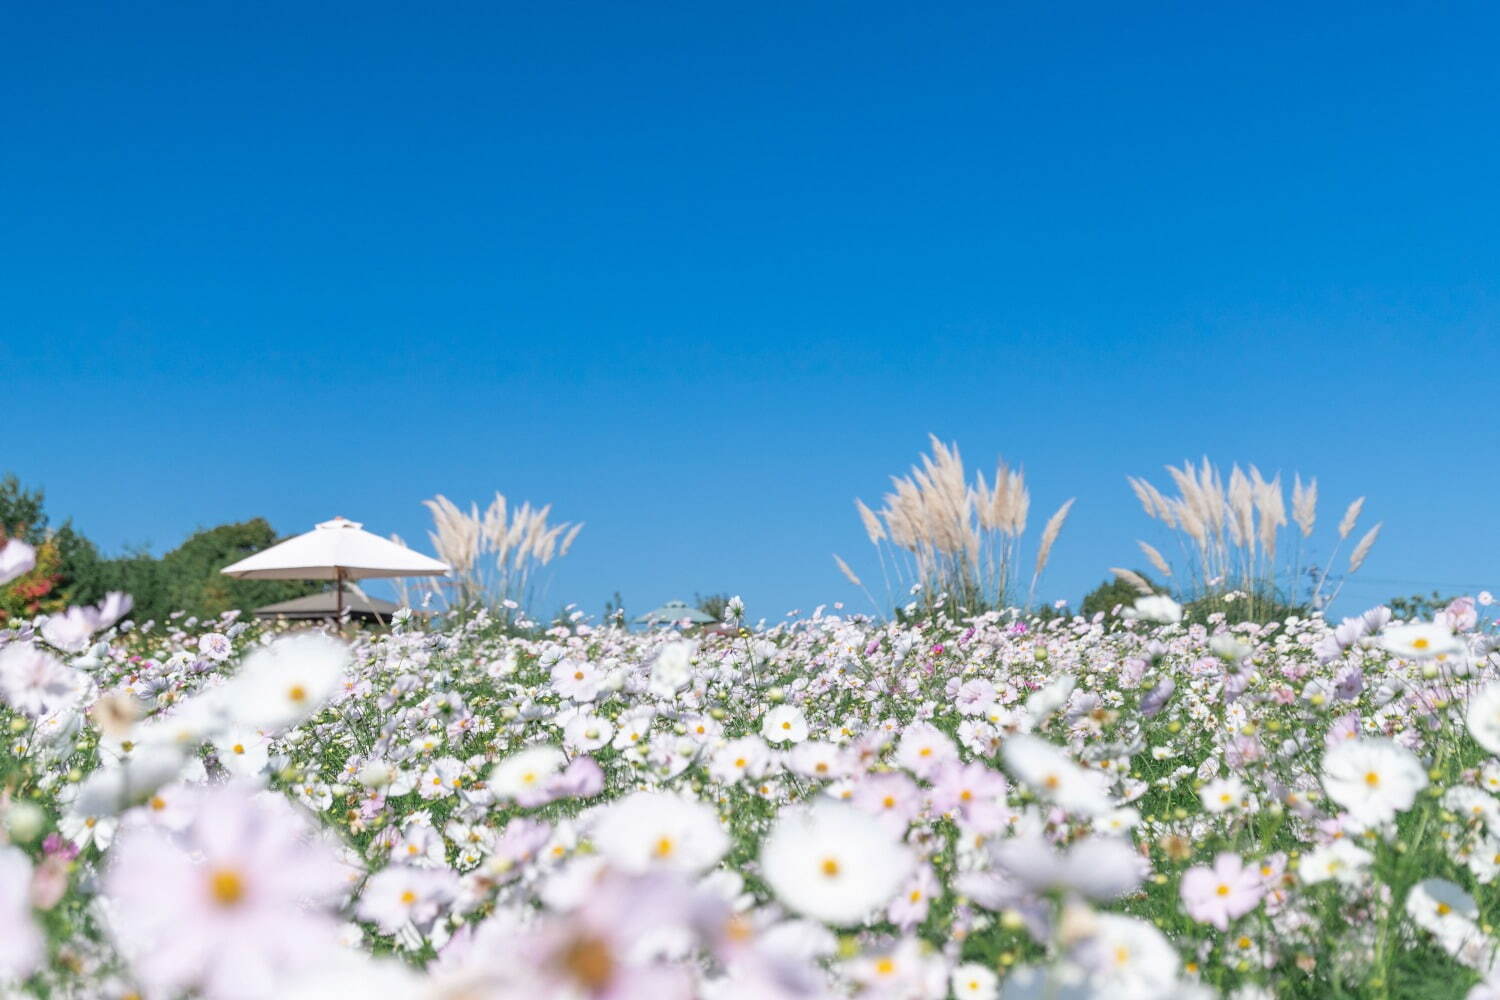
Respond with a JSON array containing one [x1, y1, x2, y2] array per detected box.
[[0, 846, 43, 981], [1180, 853, 1264, 931], [0, 539, 36, 586]]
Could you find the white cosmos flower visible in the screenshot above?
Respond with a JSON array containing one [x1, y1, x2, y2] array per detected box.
[[1126, 595, 1183, 624], [761, 705, 809, 744], [760, 801, 914, 925], [490, 746, 566, 801], [0, 642, 88, 718], [228, 633, 350, 733], [562, 712, 615, 753], [951, 962, 999, 1000], [1200, 775, 1247, 813], [1321, 738, 1427, 826], [590, 791, 728, 874], [1003, 735, 1114, 817], [648, 640, 696, 697], [1405, 878, 1484, 955], [1379, 622, 1463, 660], [1298, 839, 1374, 885], [1467, 684, 1500, 755], [1070, 913, 1181, 997]]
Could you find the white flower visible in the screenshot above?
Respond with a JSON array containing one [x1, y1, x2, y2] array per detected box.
[[211, 729, 271, 779], [228, 633, 350, 733], [39, 593, 133, 652], [0, 642, 88, 718], [490, 746, 566, 801], [760, 801, 914, 925], [951, 962, 999, 1000], [1200, 775, 1247, 813], [1321, 738, 1427, 826], [648, 641, 696, 697], [1071, 913, 1181, 997], [562, 712, 615, 753], [761, 705, 809, 744], [1467, 684, 1500, 755], [1209, 633, 1253, 661], [591, 791, 728, 874], [198, 633, 232, 661], [1025, 675, 1075, 721], [1127, 594, 1183, 624], [1406, 878, 1485, 956], [1298, 839, 1374, 885], [1379, 622, 1463, 660], [1003, 734, 1114, 817], [355, 865, 459, 935]]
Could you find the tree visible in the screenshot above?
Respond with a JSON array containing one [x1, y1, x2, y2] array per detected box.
[[0, 474, 94, 616], [142, 520, 316, 622], [1387, 591, 1455, 621], [694, 592, 731, 623]]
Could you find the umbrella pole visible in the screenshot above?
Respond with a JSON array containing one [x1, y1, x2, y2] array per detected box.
[[336, 567, 345, 628]]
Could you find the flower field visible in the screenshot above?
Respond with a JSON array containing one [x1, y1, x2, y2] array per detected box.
[[4, 562, 1500, 998]]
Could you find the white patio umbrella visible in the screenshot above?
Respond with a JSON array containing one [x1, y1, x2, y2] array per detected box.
[[220, 516, 450, 620]]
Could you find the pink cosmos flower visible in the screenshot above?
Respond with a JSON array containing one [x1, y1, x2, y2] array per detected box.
[[850, 772, 923, 834], [0, 846, 43, 981], [104, 785, 348, 1000], [929, 760, 1011, 833], [1180, 852, 1265, 931], [894, 722, 958, 779]]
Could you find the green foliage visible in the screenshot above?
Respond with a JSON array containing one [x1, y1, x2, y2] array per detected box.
[[1387, 591, 1455, 621], [694, 592, 731, 622], [602, 590, 626, 626], [109, 519, 317, 623], [0, 475, 92, 616], [2, 472, 316, 623], [1182, 587, 1309, 626], [0, 473, 46, 541]]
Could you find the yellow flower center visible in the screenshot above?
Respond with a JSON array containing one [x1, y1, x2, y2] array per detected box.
[[557, 934, 615, 990], [1437, 902, 1452, 916], [1412, 637, 1430, 650], [400, 889, 417, 904], [653, 836, 675, 858], [287, 685, 307, 703], [821, 857, 841, 878], [1216, 884, 1231, 897], [1365, 772, 1381, 787], [875, 957, 896, 976], [209, 868, 245, 907]]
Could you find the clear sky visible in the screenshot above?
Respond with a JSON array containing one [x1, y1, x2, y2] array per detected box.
[[6, 3, 1499, 623]]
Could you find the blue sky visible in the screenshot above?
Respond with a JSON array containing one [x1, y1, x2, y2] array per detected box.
[[6, 3, 1498, 622]]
